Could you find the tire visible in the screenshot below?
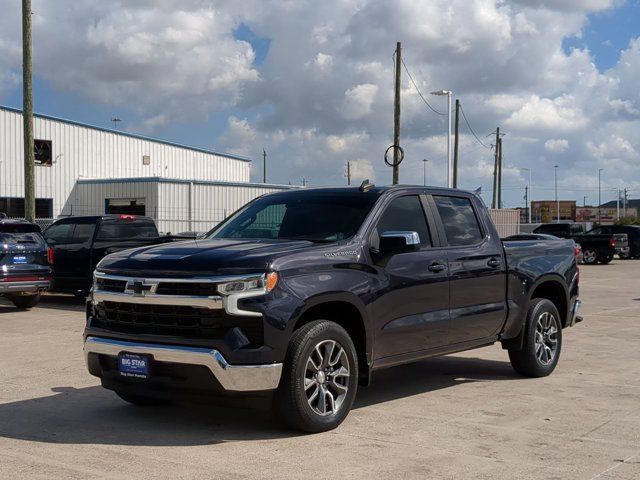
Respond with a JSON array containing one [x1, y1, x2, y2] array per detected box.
[[582, 248, 598, 265], [508, 298, 562, 377], [274, 320, 358, 433], [599, 253, 613, 264], [8, 294, 41, 309], [115, 390, 168, 407]]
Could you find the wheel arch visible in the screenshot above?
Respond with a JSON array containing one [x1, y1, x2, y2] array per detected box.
[[292, 294, 371, 385]]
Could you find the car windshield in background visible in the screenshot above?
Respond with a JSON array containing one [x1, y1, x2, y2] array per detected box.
[[209, 191, 380, 243], [0, 223, 43, 244]]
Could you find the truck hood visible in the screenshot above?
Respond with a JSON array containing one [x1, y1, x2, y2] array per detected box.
[[96, 238, 318, 277]]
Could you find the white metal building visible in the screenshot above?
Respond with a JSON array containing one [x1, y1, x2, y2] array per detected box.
[[0, 105, 292, 231]]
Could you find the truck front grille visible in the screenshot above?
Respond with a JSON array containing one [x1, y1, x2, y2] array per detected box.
[[91, 301, 263, 346]]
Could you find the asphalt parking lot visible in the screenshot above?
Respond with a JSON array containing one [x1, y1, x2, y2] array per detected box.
[[1, 262, 639, 479]]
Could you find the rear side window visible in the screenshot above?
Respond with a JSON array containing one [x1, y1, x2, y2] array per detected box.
[[71, 224, 96, 243], [376, 195, 431, 247], [434, 196, 484, 246], [44, 223, 74, 244], [96, 221, 158, 240]]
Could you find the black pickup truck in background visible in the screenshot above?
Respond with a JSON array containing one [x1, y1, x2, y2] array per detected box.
[[84, 185, 581, 432], [533, 222, 628, 264], [43, 215, 175, 295], [0, 219, 52, 308]]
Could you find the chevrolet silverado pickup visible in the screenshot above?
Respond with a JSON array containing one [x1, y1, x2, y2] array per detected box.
[[84, 184, 582, 432]]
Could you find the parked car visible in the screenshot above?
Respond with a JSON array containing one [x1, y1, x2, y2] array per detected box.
[[533, 223, 627, 264], [504, 233, 583, 263], [83, 185, 581, 432], [0, 219, 52, 308], [586, 225, 640, 259], [43, 215, 176, 295]]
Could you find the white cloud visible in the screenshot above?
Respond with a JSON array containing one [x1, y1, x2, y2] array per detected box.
[[340, 83, 378, 120], [544, 139, 569, 152]]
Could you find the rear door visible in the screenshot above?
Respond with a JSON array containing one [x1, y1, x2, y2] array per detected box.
[[368, 193, 451, 360], [431, 194, 508, 345], [44, 218, 97, 290]]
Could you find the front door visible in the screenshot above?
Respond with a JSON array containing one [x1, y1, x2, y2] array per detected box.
[[369, 194, 450, 360]]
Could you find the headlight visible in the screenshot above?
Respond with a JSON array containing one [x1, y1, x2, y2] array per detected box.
[[217, 272, 279, 295]]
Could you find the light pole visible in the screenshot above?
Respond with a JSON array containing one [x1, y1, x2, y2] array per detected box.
[[422, 158, 429, 186], [554, 165, 559, 222], [598, 168, 603, 225], [521, 168, 532, 224], [430, 90, 452, 188]]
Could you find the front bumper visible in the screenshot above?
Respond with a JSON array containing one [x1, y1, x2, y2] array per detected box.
[[84, 336, 282, 392], [0, 278, 51, 294]]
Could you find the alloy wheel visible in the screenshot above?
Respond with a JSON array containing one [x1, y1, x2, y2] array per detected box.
[[304, 340, 350, 416], [535, 312, 558, 366]]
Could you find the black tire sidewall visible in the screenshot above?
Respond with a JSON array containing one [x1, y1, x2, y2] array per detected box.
[[277, 320, 358, 432], [522, 299, 563, 375]]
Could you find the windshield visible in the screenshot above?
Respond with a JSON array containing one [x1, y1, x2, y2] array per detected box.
[[208, 191, 380, 243]]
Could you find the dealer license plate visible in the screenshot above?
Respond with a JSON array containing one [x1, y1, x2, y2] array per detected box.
[[118, 352, 150, 379]]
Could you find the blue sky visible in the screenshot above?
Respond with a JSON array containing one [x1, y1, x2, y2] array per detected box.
[[0, 0, 639, 206]]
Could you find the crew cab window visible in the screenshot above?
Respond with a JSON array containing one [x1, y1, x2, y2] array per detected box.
[[44, 223, 74, 244], [71, 224, 96, 243], [96, 222, 158, 240], [434, 196, 484, 246], [375, 195, 431, 247], [210, 191, 380, 243]]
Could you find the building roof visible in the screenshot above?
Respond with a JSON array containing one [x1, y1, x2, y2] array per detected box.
[[76, 176, 296, 190], [0, 104, 252, 163], [600, 199, 640, 209]]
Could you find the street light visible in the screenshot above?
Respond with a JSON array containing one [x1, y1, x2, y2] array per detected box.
[[554, 165, 559, 223], [430, 90, 452, 188], [422, 158, 429, 186], [521, 168, 532, 224], [598, 168, 603, 225]]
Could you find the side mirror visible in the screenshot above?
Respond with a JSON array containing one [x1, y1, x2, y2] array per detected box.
[[379, 231, 420, 254]]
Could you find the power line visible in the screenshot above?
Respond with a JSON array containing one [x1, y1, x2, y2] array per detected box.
[[399, 58, 447, 116], [459, 105, 490, 149]]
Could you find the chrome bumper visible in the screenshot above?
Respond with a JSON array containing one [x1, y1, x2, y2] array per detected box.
[[84, 336, 282, 392], [0, 279, 50, 293], [569, 299, 583, 326]]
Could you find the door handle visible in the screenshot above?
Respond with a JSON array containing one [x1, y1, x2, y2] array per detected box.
[[428, 262, 446, 273], [487, 257, 502, 268]]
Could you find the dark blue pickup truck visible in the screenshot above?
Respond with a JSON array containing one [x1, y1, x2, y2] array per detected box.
[[84, 184, 582, 432]]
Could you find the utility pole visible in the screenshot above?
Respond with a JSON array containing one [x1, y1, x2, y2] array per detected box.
[[491, 127, 499, 209], [111, 117, 121, 130], [623, 188, 628, 217], [554, 165, 559, 222], [616, 189, 620, 221], [263, 149, 266, 183], [302, 177, 307, 187], [453, 99, 460, 188], [524, 185, 528, 219], [22, 0, 35, 222], [497, 137, 503, 209], [346, 161, 351, 186], [392, 41, 401, 185], [598, 168, 603, 225]]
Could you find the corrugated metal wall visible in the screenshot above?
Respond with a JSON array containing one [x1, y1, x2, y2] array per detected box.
[[0, 107, 251, 217], [73, 179, 292, 234], [488, 209, 521, 237]]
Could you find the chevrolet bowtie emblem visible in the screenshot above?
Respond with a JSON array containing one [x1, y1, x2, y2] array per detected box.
[[125, 280, 154, 296]]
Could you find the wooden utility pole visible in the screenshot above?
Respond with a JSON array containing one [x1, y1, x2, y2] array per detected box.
[[22, 0, 35, 221], [491, 127, 499, 209], [262, 149, 266, 183], [346, 161, 351, 185], [453, 99, 460, 188], [392, 42, 401, 185], [497, 137, 503, 209]]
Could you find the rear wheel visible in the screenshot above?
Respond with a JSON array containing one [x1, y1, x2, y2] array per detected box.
[[508, 298, 562, 377], [599, 253, 613, 264], [582, 248, 598, 264], [8, 294, 41, 309], [115, 390, 169, 406], [275, 320, 358, 433]]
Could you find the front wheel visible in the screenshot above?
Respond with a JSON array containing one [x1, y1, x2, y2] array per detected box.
[[8, 294, 41, 309], [275, 320, 358, 433], [508, 298, 562, 377]]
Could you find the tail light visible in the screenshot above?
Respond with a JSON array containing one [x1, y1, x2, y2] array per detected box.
[[119, 214, 137, 221], [610, 237, 616, 247], [47, 247, 54, 266]]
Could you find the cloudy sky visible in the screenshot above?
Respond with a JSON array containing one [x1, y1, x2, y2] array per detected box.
[[1, 0, 639, 207]]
